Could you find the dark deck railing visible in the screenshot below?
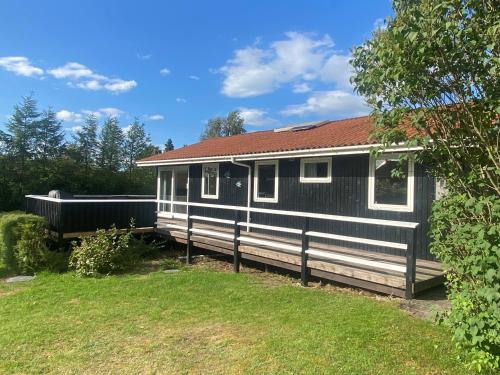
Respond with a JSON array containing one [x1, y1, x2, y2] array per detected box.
[[25, 195, 156, 238]]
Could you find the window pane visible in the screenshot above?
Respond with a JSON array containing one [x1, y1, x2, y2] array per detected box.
[[203, 166, 217, 196], [304, 161, 328, 178], [174, 169, 188, 214], [257, 164, 276, 198], [374, 158, 408, 205], [159, 170, 172, 212]]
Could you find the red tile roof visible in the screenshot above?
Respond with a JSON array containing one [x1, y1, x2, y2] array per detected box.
[[140, 115, 378, 162]]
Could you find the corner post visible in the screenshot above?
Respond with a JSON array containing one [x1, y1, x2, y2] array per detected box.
[[186, 205, 192, 265], [301, 217, 310, 287], [233, 210, 241, 273], [405, 227, 417, 299]]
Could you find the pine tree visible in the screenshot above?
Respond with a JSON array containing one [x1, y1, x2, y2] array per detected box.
[[36, 107, 65, 161], [164, 138, 174, 151], [123, 118, 150, 173], [73, 114, 99, 175], [98, 117, 124, 172], [5, 95, 40, 167]]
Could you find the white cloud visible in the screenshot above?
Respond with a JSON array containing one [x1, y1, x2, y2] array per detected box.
[[136, 53, 152, 60], [292, 82, 311, 93], [99, 107, 123, 118], [320, 54, 352, 89], [48, 62, 97, 79], [281, 90, 369, 117], [48, 62, 137, 93], [59, 108, 124, 123], [81, 110, 102, 119], [373, 18, 387, 31], [239, 107, 279, 127], [189, 75, 200, 80], [56, 110, 83, 122], [220, 31, 357, 98], [103, 79, 137, 93], [121, 125, 133, 134], [144, 114, 164, 121], [176, 97, 187, 103], [0, 56, 44, 77], [69, 125, 83, 133], [75, 80, 102, 90], [160, 68, 171, 75]]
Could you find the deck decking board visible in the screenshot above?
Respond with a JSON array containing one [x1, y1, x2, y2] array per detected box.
[[156, 217, 444, 297]]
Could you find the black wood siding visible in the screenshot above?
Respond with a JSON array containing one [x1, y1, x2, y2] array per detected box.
[[188, 155, 435, 260], [26, 196, 156, 234]]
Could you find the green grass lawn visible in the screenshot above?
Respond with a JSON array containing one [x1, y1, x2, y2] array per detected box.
[[0, 264, 464, 374]]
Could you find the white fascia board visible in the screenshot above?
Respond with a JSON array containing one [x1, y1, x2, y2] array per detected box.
[[136, 143, 423, 167]]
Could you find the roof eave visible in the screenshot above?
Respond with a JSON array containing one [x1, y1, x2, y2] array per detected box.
[[136, 143, 423, 167]]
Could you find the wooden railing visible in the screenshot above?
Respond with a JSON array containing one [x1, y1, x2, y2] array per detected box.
[[157, 200, 419, 299]]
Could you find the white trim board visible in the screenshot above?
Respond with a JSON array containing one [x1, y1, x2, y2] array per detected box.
[[157, 199, 419, 229], [25, 195, 156, 203], [201, 163, 219, 199], [253, 160, 279, 203], [299, 156, 332, 183], [136, 144, 424, 167], [368, 153, 415, 212]]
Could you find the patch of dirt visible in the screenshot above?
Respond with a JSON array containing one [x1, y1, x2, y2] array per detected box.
[[398, 287, 450, 320]]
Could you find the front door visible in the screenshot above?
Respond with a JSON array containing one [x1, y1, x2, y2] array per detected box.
[[157, 166, 189, 218]]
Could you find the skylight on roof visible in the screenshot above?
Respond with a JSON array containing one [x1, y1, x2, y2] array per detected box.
[[273, 120, 329, 133]]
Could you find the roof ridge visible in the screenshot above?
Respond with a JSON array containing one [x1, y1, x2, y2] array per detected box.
[[324, 114, 371, 124]]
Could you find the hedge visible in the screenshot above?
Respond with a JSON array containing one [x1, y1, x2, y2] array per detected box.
[[0, 211, 49, 274]]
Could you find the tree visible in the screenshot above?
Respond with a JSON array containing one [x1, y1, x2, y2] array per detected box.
[[164, 138, 174, 151], [200, 110, 246, 140], [98, 117, 124, 172], [4, 95, 40, 168], [123, 118, 151, 174], [73, 114, 99, 175], [36, 107, 65, 161], [351, 0, 499, 371]]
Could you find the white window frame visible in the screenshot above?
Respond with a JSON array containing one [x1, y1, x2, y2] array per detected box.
[[157, 166, 189, 219], [368, 153, 414, 212], [299, 157, 332, 183], [201, 163, 219, 199], [253, 160, 279, 203]]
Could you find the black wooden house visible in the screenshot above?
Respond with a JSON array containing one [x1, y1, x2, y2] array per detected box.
[[137, 116, 443, 298]]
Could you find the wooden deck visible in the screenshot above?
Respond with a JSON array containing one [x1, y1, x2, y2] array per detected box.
[[156, 217, 444, 298]]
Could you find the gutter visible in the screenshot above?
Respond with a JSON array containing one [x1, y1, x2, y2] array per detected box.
[[230, 157, 251, 232], [136, 143, 424, 167]]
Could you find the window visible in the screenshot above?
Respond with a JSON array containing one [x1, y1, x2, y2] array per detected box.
[[158, 169, 172, 213], [368, 154, 414, 212], [254, 160, 278, 203], [201, 163, 219, 199], [300, 157, 332, 183]]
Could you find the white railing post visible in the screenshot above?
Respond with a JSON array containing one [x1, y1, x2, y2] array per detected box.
[[233, 210, 241, 273], [301, 217, 310, 286]]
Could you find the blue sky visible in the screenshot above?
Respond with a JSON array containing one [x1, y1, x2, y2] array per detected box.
[[0, 1, 392, 148]]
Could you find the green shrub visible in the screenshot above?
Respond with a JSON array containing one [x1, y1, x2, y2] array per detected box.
[[0, 211, 49, 274], [69, 227, 138, 277], [14, 220, 50, 274], [430, 194, 500, 373]]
